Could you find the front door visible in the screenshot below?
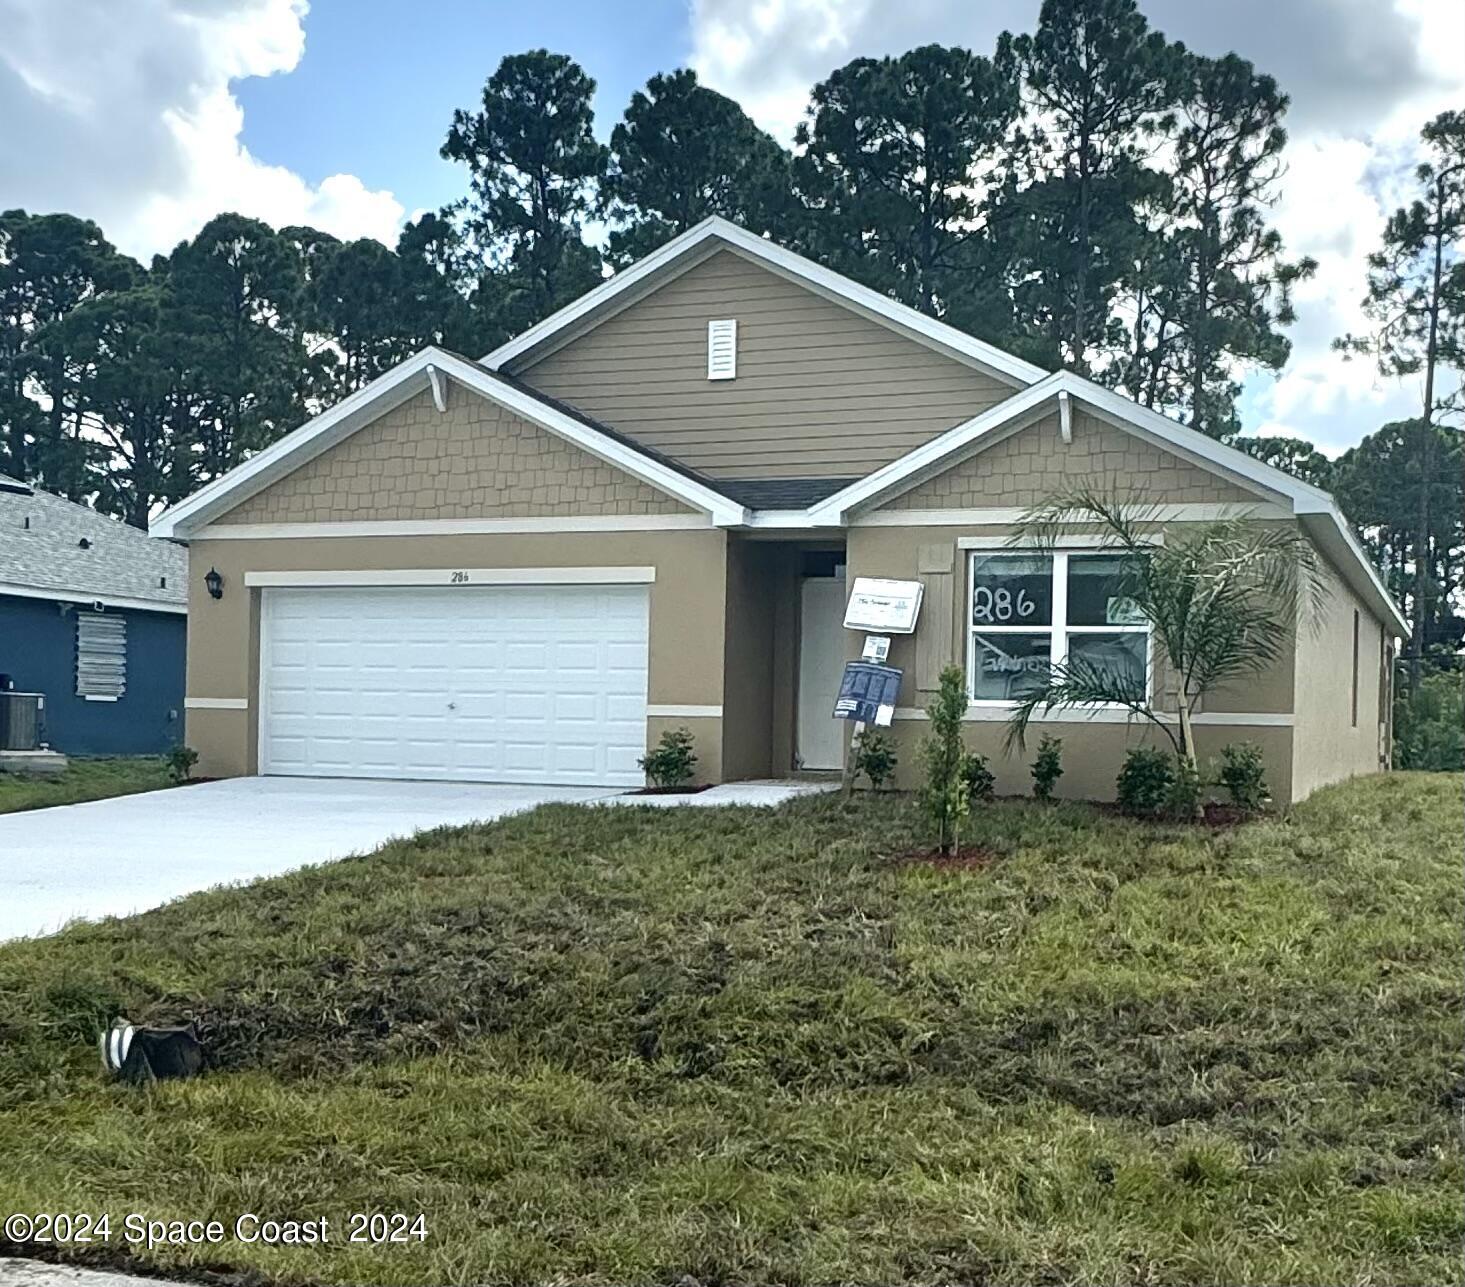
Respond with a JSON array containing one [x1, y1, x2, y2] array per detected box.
[[797, 574, 847, 770]]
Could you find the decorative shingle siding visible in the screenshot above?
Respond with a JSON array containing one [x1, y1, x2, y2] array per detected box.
[[881, 411, 1258, 510], [215, 389, 692, 524], [515, 250, 1018, 480]]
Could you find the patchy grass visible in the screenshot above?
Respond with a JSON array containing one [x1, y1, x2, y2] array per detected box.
[[0, 773, 1460, 1286], [0, 756, 172, 814]]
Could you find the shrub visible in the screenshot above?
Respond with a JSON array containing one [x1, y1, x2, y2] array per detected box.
[[921, 665, 971, 856], [1216, 741, 1270, 811], [960, 751, 996, 803], [1031, 735, 1063, 801], [639, 727, 697, 789], [1394, 669, 1464, 770], [852, 729, 898, 791], [1116, 745, 1174, 817], [166, 744, 199, 785], [1166, 753, 1202, 821]]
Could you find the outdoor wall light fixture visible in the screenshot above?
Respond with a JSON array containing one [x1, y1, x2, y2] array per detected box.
[[204, 567, 224, 600]]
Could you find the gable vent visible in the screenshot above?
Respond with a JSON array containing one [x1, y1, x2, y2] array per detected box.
[[707, 319, 737, 380]]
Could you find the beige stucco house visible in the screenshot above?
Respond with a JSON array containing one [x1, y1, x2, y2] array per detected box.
[[152, 218, 1406, 802]]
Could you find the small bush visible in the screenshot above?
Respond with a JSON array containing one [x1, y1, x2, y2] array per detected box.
[[1216, 741, 1270, 811], [166, 744, 199, 785], [1166, 754, 1202, 820], [852, 729, 898, 791], [1031, 735, 1063, 800], [1116, 745, 1174, 817], [921, 665, 971, 856], [960, 751, 995, 803], [639, 727, 697, 789]]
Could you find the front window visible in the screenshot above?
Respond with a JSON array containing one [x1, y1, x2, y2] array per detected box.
[[967, 551, 1150, 704]]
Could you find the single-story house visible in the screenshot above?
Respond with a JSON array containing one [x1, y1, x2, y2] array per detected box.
[[1, 473, 186, 755], [151, 218, 1405, 802]]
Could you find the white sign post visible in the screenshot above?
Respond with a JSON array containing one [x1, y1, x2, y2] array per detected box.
[[839, 579, 924, 795]]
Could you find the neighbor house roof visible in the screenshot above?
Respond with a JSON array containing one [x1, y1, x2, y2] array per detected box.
[[0, 473, 187, 614]]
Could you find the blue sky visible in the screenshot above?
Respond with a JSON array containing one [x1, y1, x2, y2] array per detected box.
[[0, 0, 1460, 452], [233, 0, 689, 222]]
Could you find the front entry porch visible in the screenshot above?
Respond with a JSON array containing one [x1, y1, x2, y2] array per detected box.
[[722, 536, 849, 780]]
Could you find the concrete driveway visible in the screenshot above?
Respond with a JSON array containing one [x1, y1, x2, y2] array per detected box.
[[0, 777, 613, 941], [0, 776, 836, 941]]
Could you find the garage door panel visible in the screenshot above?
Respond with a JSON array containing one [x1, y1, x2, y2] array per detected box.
[[261, 584, 649, 786]]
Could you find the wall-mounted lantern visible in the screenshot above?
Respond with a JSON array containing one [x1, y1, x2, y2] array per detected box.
[[204, 567, 224, 600]]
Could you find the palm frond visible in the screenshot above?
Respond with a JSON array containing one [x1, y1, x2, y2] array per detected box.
[[1003, 655, 1180, 756]]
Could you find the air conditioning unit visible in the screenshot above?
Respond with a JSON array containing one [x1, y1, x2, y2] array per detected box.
[[0, 692, 44, 751]]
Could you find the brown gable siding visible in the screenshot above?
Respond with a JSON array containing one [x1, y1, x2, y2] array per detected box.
[[515, 249, 1018, 480], [214, 388, 692, 524], [880, 410, 1257, 510]]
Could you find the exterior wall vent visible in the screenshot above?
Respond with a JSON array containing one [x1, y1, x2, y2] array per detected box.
[[707, 319, 737, 380], [76, 611, 126, 700]]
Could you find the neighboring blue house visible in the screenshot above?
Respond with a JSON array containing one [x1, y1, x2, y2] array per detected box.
[[0, 473, 186, 755]]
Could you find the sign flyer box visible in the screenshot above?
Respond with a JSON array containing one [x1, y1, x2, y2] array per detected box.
[[832, 661, 902, 727]]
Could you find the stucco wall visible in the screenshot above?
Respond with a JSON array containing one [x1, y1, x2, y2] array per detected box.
[[845, 522, 1299, 803], [515, 249, 1018, 480], [184, 530, 728, 782], [882, 411, 1258, 509], [1291, 552, 1389, 799], [215, 388, 690, 524], [0, 594, 185, 756]]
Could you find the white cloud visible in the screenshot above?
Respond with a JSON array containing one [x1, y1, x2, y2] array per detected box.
[[689, 0, 1465, 453], [0, 0, 403, 261]]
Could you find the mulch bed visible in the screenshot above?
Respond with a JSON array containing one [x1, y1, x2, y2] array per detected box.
[[896, 845, 1000, 872], [631, 783, 714, 796], [1091, 800, 1259, 829]]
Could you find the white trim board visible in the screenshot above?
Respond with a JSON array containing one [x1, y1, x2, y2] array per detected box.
[[0, 581, 188, 616], [892, 706, 1295, 727], [646, 704, 723, 719], [185, 697, 249, 710], [856, 503, 1290, 527], [808, 371, 1306, 524], [193, 514, 712, 540], [244, 566, 657, 589], [482, 216, 1046, 388], [149, 347, 747, 538], [957, 533, 1166, 550]]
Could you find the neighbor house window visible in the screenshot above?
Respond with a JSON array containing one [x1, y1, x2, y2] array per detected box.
[[968, 551, 1149, 704], [76, 611, 126, 701]]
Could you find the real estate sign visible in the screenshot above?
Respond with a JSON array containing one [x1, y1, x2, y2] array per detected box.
[[843, 577, 923, 634]]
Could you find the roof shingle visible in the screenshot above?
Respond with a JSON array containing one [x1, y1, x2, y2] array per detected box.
[[0, 474, 186, 610]]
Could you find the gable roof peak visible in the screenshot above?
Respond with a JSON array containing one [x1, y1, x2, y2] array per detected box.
[[480, 216, 1049, 389]]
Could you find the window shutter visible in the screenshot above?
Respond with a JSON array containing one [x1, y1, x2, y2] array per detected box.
[[76, 612, 126, 700], [707, 319, 737, 380]]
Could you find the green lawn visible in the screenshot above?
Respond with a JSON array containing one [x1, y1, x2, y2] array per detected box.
[[0, 756, 172, 814], [0, 773, 1460, 1285]]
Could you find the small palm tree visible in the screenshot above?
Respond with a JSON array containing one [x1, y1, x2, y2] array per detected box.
[[1003, 489, 1326, 784]]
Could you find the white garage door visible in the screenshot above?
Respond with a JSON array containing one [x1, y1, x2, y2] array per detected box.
[[260, 584, 649, 786]]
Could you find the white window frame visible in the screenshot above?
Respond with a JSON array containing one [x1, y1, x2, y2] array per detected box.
[[965, 549, 1152, 710]]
